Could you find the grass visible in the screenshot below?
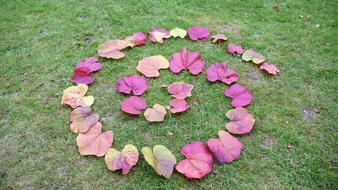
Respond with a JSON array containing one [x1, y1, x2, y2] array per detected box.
[[0, 0, 337, 189]]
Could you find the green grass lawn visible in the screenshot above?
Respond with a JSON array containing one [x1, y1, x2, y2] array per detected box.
[[0, 0, 337, 189]]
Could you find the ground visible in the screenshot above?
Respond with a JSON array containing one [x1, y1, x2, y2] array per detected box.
[[0, 0, 337, 189]]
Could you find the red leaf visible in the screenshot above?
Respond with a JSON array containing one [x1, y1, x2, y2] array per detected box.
[[169, 47, 205, 75]]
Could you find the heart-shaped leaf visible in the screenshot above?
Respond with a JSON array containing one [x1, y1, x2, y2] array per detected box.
[[187, 26, 209, 41], [206, 63, 239, 85], [170, 27, 187, 38], [76, 122, 113, 157], [175, 141, 213, 179], [137, 55, 169, 77], [224, 84, 253, 107], [120, 96, 147, 115], [97, 40, 132, 59], [225, 107, 255, 135], [144, 104, 167, 122], [141, 145, 177, 178], [167, 82, 194, 99], [61, 84, 94, 108], [207, 130, 243, 164], [211, 34, 228, 43], [169, 99, 190, 113], [227, 44, 244, 55], [105, 144, 139, 175], [242, 49, 265, 64], [125, 32, 147, 46], [116, 75, 148, 96], [260, 63, 280, 75], [71, 57, 102, 85], [169, 47, 205, 75], [70, 107, 99, 133], [148, 28, 171, 44]]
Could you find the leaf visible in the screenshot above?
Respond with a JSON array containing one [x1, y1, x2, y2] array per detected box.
[[260, 63, 280, 75], [120, 96, 147, 115], [227, 44, 244, 55], [105, 144, 139, 175], [148, 28, 171, 44], [224, 84, 253, 107], [175, 141, 213, 179], [97, 40, 132, 59], [169, 99, 190, 113], [207, 130, 243, 164], [225, 107, 255, 135], [206, 63, 239, 85], [136, 55, 169, 77], [211, 34, 228, 43], [187, 26, 209, 41], [242, 49, 265, 64], [167, 82, 194, 99], [141, 145, 177, 178], [71, 57, 102, 85], [61, 84, 94, 108], [169, 47, 205, 75], [70, 107, 99, 133], [170, 27, 187, 38], [144, 104, 167, 122], [125, 32, 147, 46], [116, 75, 148, 96], [76, 122, 113, 157]]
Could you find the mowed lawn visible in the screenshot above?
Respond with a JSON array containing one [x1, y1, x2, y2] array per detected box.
[[0, 0, 337, 189]]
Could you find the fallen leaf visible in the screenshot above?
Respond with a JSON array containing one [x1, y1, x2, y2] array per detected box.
[[175, 141, 213, 179], [170, 27, 187, 38], [227, 44, 244, 55], [125, 32, 147, 46], [104, 144, 139, 174], [207, 130, 243, 164], [225, 107, 255, 135], [260, 63, 280, 75], [187, 26, 210, 41], [141, 145, 177, 178], [70, 107, 99, 133], [242, 49, 265, 64], [167, 82, 194, 99], [137, 55, 169, 77], [76, 122, 113, 157], [169, 99, 190, 113], [224, 84, 253, 107], [144, 104, 167, 122], [120, 96, 147, 115], [116, 75, 148, 96], [148, 28, 171, 44], [71, 57, 102, 85], [169, 47, 205, 75], [206, 63, 239, 85], [61, 84, 94, 108], [97, 40, 132, 59], [211, 34, 228, 43]]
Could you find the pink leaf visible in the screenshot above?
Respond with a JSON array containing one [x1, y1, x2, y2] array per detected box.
[[225, 107, 255, 135], [187, 26, 210, 41], [120, 96, 147, 115], [70, 107, 99, 133], [211, 34, 228, 43], [224, 84, 253, 107], [227, 44, 244, 55], [260, 62, 280, 75], [76, 122, 113, 157], [116, 75, 148, 96], [71, 57, 102, 85], [207, 130, 243, 164], [167, 82, 193, 99], [175, 141, 213, 179], [148, 28, 171, 44], [169, 47, 205, 75], [206, 63, 239, 85], [169, 99, 190, 113], [125, 32, 147, 46]]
